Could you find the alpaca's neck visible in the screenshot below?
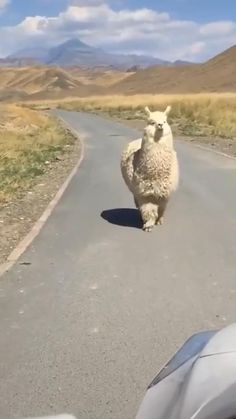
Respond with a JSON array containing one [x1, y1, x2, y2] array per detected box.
[[140, 133, 154, 152], [141, 130, 172, 152]]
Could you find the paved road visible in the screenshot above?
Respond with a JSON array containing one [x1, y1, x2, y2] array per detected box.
[[0, 111, 236, 419]]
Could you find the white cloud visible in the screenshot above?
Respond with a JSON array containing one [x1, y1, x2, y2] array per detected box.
[[0, 2, 235, 61], [0, 0, 10, 11], [200, 21, 236, 37]]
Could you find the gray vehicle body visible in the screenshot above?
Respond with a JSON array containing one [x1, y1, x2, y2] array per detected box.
[[26, 324, 236, 419], [136, 323, 236, 419]]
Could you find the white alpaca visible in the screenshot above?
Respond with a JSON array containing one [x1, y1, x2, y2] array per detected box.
[[120, 105, 179, 232]]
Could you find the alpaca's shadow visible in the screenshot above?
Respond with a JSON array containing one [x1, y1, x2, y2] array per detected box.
[[101, 208, 142, 229]]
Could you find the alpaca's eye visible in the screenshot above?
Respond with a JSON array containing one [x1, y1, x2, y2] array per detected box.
[[149, 120, 155, 125]]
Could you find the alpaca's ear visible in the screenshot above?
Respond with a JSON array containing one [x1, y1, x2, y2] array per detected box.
[[164, 105, 171, 116], [144, 106, 151, 116]]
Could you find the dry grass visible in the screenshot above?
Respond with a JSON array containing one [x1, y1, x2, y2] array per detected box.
[[0, 104, 75, 204], [47, 93, 236, 139]]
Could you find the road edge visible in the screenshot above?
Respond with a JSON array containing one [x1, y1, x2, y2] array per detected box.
[[189, 142, 236, 161], [0, 114, 85, 278]]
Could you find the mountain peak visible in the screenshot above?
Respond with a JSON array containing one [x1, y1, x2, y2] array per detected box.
[[59, 38, 94, 50]]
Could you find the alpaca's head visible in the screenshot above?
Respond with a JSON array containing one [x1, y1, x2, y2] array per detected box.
[[143, 106, 172, 142]]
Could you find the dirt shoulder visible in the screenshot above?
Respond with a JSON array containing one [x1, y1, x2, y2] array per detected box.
[[0, 108, 81, 265]]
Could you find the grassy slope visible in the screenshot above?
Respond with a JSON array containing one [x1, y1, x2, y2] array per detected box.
[[0, 105, 75, 204]]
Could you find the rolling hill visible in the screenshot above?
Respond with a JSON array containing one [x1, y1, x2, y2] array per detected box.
[[9, 68, 83, 92], [0, 65, 129, 101], [0, 66, 85, 95], [68, 66, 133, 86], [109, 45, 236, 94]]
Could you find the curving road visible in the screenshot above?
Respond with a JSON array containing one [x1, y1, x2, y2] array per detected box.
[[0, 110, 236, 419]]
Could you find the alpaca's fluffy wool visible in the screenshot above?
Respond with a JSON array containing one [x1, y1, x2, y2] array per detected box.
[[120, 106, 179, 231]]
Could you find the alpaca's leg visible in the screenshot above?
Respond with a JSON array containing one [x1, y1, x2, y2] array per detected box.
[[156, 197, 169, 225], [134, 196, 139, 208], [140, 201, 158, 232]]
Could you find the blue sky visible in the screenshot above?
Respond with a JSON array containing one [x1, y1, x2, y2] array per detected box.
[[0, 0, 235, 60], [120, 0, 236, 22], [2, 0, 236, 25]]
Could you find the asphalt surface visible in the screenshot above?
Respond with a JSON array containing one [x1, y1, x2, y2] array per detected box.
[[0, 110, 236, 419]]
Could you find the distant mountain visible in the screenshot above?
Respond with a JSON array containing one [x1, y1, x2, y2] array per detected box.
[[173, 60, 194, 66], [8, 38, 170, 69], [8, 47, 49, 62], [47, 39, 99, 65]]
